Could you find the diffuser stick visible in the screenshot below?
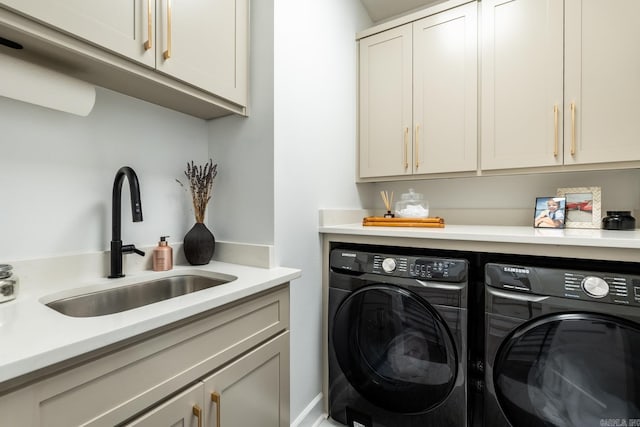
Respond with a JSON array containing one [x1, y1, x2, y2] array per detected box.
[[380, 191, 394, 217]]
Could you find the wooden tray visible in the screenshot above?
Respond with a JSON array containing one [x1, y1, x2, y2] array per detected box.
[[362, 216, 445, 228]]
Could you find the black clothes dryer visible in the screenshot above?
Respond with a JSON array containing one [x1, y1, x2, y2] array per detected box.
[[328, 245, 471, 427], [484, 257, 640, 427]]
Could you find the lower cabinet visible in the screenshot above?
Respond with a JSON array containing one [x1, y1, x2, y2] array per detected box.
[[0, 285, 290, 427], [125, 333, 289, 427], [125, 383, 204, 427], [202, 333, 288, 427]]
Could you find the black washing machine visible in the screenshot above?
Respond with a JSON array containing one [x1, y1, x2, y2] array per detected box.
[[328, 244, 478, 427], [484, 255, 640, 427]]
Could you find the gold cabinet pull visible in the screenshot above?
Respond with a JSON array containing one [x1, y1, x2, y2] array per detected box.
[[415, 124, 420, 169], [192, 404, 203, 427], [163, 0, 172, 60], [211, 391, 221, 427], [553, 104, 558, 157], [570, 102, 576, 156], [403, 127, 409, 170], [143, 0, 152, 50]]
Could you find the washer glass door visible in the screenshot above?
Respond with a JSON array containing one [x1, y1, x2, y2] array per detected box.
[[494, 313, 640, 426], [332, 284, 458, 414]]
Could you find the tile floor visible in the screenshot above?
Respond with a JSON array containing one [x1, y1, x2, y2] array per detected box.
[[319, 419, 342, 427]]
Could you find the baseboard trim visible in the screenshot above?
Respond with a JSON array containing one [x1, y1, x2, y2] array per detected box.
[[291, 393, 324, 427]]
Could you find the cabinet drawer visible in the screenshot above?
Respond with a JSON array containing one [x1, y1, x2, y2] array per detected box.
[[0, 285, 289, 427]]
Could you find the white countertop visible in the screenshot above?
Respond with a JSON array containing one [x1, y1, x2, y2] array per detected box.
[[0, 261, 300, 387], [319, 223, 640, 249]]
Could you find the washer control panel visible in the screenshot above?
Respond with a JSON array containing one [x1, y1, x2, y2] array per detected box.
[[564, 271, 632, 303], [372, 254, 467, 282], [330, 249, 467, 282], [486, 263, 640, 307]]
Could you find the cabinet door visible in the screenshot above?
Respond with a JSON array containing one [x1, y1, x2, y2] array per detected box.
[[0, 0, 155, 67], [413, 2, 477, 174], [564, 0, 640, 165], [481, 0, 563, 170], [124, 383, 204, 427], [156, 0, 248, 105], [202, 333, 290, 427], [359, 24, 413, 179]]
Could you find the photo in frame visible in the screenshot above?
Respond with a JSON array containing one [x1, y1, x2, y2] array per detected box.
[[534, 197, 566, 228], [556, 186, 602, 229]]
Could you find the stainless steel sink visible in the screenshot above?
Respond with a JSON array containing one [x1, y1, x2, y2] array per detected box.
[[45, 274, 237, 317]]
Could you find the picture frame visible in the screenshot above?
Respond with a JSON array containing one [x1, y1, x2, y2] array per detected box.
[[534, 197, 566, 229], [556, 186, 602, 229]]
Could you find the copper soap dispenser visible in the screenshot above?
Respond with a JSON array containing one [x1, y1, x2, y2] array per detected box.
[[152, 236, 173, 271]]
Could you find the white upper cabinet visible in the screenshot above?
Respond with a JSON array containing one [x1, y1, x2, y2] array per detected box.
[[359, 24, 413, 178], [480, 0, 563, 170], [482, 0, 640, 171], [155, 0, 248, 105], [0, 0, 155, 67], [0, 0, 248, 116], [413, 4, 477, 174], [358, 1, 477, 180], [564, 0, 640, 165]]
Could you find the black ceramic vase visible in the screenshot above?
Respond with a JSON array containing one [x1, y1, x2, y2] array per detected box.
[[183, 222, 215, 265]]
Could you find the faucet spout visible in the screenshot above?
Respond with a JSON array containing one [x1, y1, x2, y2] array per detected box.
[[109, 166, 144, 278]]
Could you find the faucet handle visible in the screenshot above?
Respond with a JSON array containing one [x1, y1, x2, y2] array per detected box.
[[122, 244, 145, 257]]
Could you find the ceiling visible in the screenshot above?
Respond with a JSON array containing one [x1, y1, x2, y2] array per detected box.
[[360, 0, 447, 22]]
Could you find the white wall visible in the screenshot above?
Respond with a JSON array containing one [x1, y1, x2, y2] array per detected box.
[[208, 0, 371, 424], [273, 1, 371, 424], [1, 87, 208, 262], [366, 169, 640, 223], [206, 0, 275, 246]]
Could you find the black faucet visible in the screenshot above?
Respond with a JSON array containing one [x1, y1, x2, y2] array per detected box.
[[109, 166, 145, 278]]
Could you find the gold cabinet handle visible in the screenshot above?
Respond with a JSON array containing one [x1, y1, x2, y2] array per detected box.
[[553, 104, 558, 157], [143, 0, 152, 50], [163, 0, 172, 60], [570, 102, 576, 156], [415, 124, 420, 169], [403, 127, 409, 170], [211, 391, 221, 427], [192, 404, 203, 427]]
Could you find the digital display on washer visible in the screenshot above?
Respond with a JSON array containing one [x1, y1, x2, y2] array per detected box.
[[410, 259, 462, 280]]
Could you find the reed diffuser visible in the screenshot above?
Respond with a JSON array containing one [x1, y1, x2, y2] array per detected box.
[[380, 191, 394, 218]]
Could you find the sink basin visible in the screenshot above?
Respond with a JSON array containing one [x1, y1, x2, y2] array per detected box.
[[45, 273, 237, 317]]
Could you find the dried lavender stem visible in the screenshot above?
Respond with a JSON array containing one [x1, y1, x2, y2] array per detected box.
[[183, 159, 217, 223]]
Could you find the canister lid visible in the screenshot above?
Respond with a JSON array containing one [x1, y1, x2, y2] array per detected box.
[[400, 188, 424, 201]]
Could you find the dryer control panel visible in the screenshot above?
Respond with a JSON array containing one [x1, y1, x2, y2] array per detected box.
[[486, 263, 640, 307]]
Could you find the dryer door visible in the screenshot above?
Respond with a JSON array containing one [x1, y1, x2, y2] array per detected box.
[[332, 284, 458, 414], [493, 313, 640, 427]]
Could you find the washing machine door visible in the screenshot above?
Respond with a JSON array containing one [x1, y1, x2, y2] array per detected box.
[[493, 313, 640, 427], [332, 284, 458, 414]]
